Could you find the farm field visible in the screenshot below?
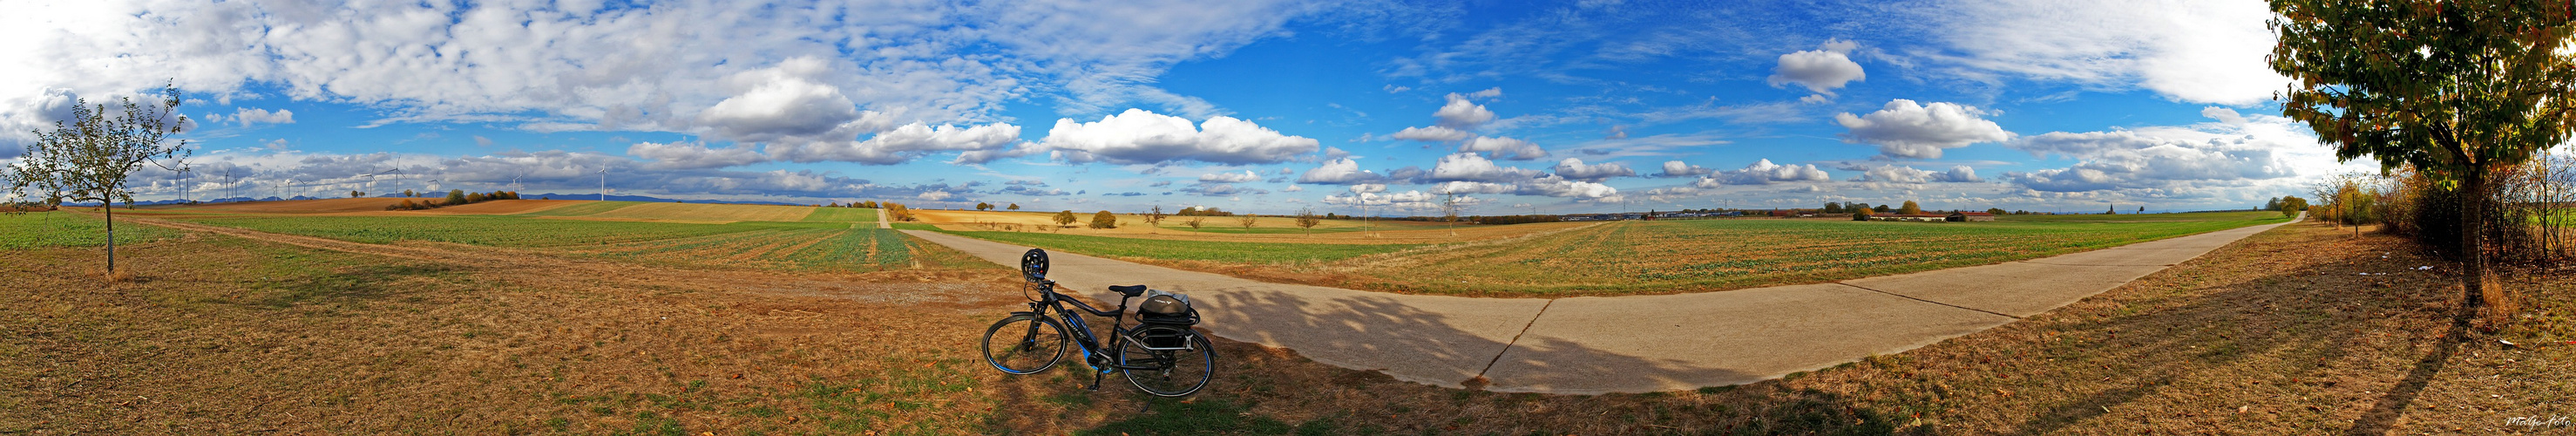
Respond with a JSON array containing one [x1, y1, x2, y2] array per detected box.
[[125, 200, 968, 273], [982, 211, 2293, 297], [939, 230, 1418, 263], [916, 208, 1587, 244], [0, 211, 180, 249]]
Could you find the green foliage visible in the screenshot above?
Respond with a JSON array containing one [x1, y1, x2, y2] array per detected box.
[[1987, 208, 2007, 215], [1007, 203, 1020, 210], [2271, 0, 2576, 179], [1052, 210, 1077, 227], [1822, 202, 1844, 214]]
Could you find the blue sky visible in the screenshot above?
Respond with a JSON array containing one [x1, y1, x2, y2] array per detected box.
[[1, 0, 2366, 215]]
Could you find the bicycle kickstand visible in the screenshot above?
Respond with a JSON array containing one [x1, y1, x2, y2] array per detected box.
[[1086, 371, 1104, 392]]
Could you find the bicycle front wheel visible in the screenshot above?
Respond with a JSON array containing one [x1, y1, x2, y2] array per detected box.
[[1120, 325, 1215, 397], [982, 314, 1068, 375]]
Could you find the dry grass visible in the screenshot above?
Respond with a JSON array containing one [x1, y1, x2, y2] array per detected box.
[[9, 219, 2567, 433]]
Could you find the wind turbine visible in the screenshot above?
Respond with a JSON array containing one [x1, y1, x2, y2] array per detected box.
[[598, 166, 609, 201]]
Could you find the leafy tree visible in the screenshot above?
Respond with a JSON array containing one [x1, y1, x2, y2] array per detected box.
[[446, 189, 467, 205], [403, 189, 416, 197], [1, 83, 194, 276], [1847, 202, 1869, 215], [2277, 195, 2309, 218], [1871, 204, 1890, 213], [1899, 201, 1922, 215], [1822, 202, 1843, 214], [2272, 0, 2576, 322], [1053, 210, 1078, 228], [976, 202, 992, 211], [1007, 203, 1020, 210], [1089, 210, 1118, 229], [1987, 208, 2006, 215], [2264, 197, 2283, 211]]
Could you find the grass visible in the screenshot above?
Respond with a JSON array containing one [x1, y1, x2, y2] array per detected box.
[[0, 211, 180, 249], [8, 210, 2566, 433], [170, 215, 758, 248], [1143, 211, 2292, 296], [158, 213, 986, 273], [799, 208, 878, 222], [514, 201, 642, 217], [940, 229, 1418, 263]]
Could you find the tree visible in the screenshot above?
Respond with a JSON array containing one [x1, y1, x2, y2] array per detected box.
[[1872, 204, 1890, 213], [1237, 214, 1258, 230], [1053, 210, 1077, 228], [1089, 210, 1118, 229], [1148, 205, 1165, 226], [2271, 0, 2576, 324], [2265, 197, 2283, 211], [2277, 195, 2309, 218], [2, 83, 194, 276], [445, 189, 467, 205], [1007, 203, 1020, 210], [1987, 208, 2007, 215], [1822, 202, 1844, 214], [1184, 215, 1205, 229], [1847, 202, 1869, 215], [976, 202, 992, 211], [1295, 206, 1321, 234], [403, 189, 416, 197], [1899, 201, 1922, 215]]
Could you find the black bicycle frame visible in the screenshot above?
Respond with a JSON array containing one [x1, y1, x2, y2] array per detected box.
[[1027, 281, 1149, 371]]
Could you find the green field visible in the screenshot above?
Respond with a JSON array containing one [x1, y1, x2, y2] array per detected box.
[[799, 208, 879, 222], [162, 214, 966, 272], [514, 201, 642, 217], [0, 212, 181, 249], [939, 230, 1418, 263]]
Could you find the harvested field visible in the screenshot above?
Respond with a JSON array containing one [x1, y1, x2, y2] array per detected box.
[[568, 202, 816, 223], [512, 201, 642, 217], [975, 211, 2292, 296], [163, 197, 415, 214]]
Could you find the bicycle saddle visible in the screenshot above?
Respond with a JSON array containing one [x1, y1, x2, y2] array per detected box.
[[1109, 284, 1149, 297]]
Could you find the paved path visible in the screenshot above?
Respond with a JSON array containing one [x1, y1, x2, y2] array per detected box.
[[905, 215, 2299, 394]]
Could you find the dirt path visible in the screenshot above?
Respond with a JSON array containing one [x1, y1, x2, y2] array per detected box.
[[905, 214, 2303, 394], [875, 208, 891, 229], [124, 216, 1012, 310]]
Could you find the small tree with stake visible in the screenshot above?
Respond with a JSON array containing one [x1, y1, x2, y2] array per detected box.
[[1295, 206, 1321, 235], [2, 83, 194, 280], [2271, 0, 2576, 327]]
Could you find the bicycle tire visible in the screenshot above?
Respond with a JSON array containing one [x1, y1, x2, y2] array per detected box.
[[1119, 325, 1215, 397], [982, 314, 1068, 375]]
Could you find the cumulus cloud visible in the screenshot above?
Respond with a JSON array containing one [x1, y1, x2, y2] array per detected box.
[[1041, 109, 1319, 165], [1296, 158, 1386, 185], [1856, 165, 1982, 183], [1390, 126, 1473, 142], [1516, 174, 1619, 199], [231, 107, 295, 127], [1282, 184, 1303, 192], [1430, 181, 1515, 194], [627, 141, 765, 170], [1199, 170, 1260, 183], [1460, 136, 1548, 160], [1835, 99, 2013, 160], [1924, 0, 2290, 106], [1657, 160, 1713, 178], [1698, 159, 1832, 186], [697, 58, 871, 140], [1429, 153, 1542, 182], [1549, 158, 1634, 182], [769, 122, 1024, 165], [2003, 129, 2295, 192], [1181, 182, 1270, 196], [1767, 38, 1865, 98], [1433, 92, 1496, 128]]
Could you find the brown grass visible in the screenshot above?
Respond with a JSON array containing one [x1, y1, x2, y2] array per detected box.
[[9, 219, 2566, 433]]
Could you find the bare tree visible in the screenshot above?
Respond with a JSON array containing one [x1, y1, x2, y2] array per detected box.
[[1184, 215, 1205, 229], [3, 83, 193, 277], [1295, 206, 1321, 235], [1237, 214, 1257, 230]]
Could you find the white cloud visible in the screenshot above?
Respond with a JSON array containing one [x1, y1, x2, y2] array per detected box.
[[1923, 0, 2289, 106], [1857, 165, 1982, 183], [1041, 108, 1319, 165], [769, 122, 1024, 165], [697, 58, 871, 140], [627, 141, 765, 170], [1433, 92, 1496, 128], [1699, 159, 1832, 186], [1429, 153, 1542, 182], [232, 107, 295, 127], [1460, 136, 1548, 160], [1657, 160, 1713, 178], [1390, 126, 1473, 141], [1430, 181, 1515, 194], [2000, 107, 2333, 194], [1464, 87, 1502, 99], [1516, 174, 1619, 199], [1549, 158, 1635, 182], [1199, 170, 1260, 183], [1282, 184, 1304, 192], [1298, 158, 1386, 184], [1835, 99, 2013, 160], [1767, 38, 1865, 98]]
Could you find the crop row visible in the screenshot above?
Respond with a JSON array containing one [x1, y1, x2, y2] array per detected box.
[[0, 212, 180, 250]]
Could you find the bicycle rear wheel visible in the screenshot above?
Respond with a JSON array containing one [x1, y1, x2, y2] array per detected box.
[[982, 314, 1068, 375], [1119, 325, 1215, 397]]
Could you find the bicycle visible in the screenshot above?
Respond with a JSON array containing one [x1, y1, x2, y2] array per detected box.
[[981, 249, 1215, 397]]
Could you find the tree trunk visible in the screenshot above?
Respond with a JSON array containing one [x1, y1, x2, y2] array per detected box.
[[105, 203, 116, 274], [2460, 168, 2494, 317]]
